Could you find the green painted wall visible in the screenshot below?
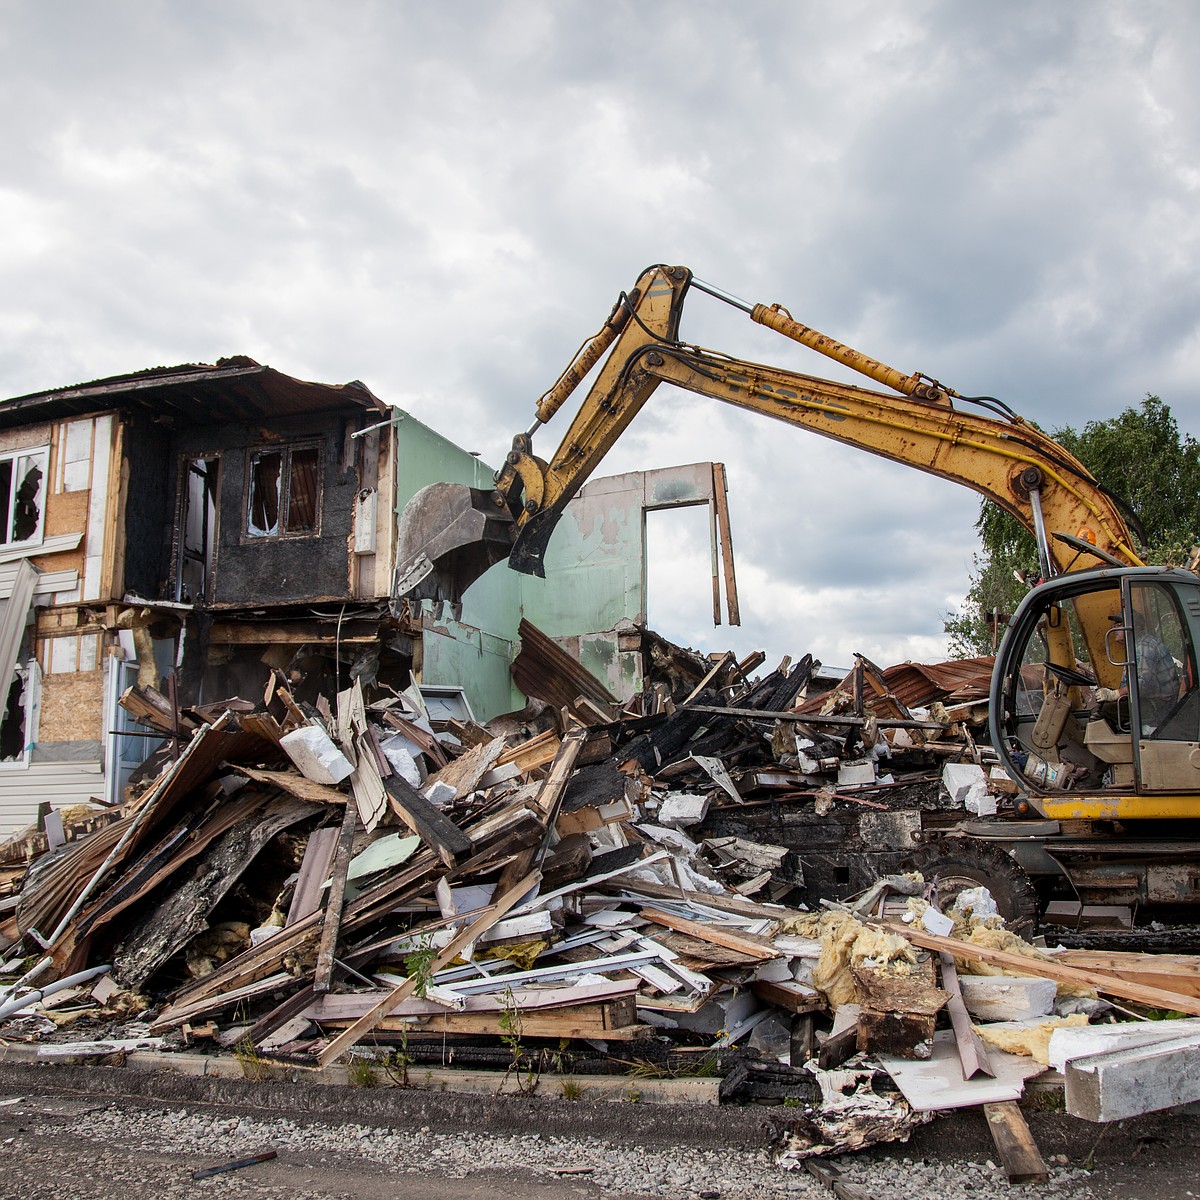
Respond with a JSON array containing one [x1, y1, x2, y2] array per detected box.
[[393, 409, 720, 714], [393, 411, 523, 718]]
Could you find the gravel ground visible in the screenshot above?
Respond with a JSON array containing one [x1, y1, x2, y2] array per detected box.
[[1, 1092, 1108, 1200]]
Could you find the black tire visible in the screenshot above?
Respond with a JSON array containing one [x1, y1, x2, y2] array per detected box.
[[902, 837, 1039, 938]]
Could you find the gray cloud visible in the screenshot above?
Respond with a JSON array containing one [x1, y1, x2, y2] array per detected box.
[[1, 0, 1196, 669]]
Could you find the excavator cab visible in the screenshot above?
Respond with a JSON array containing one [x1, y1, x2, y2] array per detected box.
[[991, 566, 1200, 818]]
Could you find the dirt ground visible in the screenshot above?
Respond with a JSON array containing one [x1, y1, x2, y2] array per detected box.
[[1, 1063, 1198, 1200]]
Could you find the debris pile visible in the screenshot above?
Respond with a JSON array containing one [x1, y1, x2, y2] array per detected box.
[[2, 626, 1200, 1174]]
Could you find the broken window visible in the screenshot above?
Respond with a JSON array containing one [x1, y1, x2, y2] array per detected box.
[[0, 448, 48, 547], [0, 664, 33, 763], [246, 443, 322, 538], [178, 456, 219, 602]]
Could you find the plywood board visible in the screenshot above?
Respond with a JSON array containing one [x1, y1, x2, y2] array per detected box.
[[877, 1029, 1045, 1111]]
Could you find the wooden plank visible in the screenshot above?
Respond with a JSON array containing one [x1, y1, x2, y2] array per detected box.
[[314, 995, 641, 1038], [286, 826, 340, 926], [493, 728, 561, 772], [1055, 950, 1200, 1000], [640, 906, 776, 962], [983, 1102, 1049, 1184], [752, 979, 823, 1015], [817, 1025, 859, 1071], [882, 921, 1200, 1016], [316, 869, 540, 1066], [682, 652, 735, 707], [344, 1004, 649, 1041], [939, 951, 994, 1080], [240, 712, 286, 748], [382, 773, 472, 868], [712, 462, 740, 626], [237, 766, 348, 806], [804, 1158, 874, 1200], [424, 736, 506, 799], [495, 727, 587, 893], [313, 801, 358, 994]]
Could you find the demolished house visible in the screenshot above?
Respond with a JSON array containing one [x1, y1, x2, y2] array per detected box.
[[0, 358, 739, 840], [0, 358, 397, 836], [3, 359, 1200, 1185], [3, 614, 1200, 1182]]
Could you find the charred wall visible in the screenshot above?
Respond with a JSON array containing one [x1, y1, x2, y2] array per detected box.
[[172, 411, 359, 607], [123, 413, 175, 599]]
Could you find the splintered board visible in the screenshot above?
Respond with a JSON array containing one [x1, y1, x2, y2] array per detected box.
[[321, 997, 647, 1041]]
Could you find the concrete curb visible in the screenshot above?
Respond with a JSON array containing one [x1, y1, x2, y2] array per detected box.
[[0, 1041, 717, 1103], [0, 1047, 768, 1150]]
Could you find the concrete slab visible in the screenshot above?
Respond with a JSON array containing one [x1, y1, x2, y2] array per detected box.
[[1065, 1033, 1200, 1122]]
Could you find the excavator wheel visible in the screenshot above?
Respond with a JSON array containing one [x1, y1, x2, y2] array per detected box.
[[901, 837, 1039, 938]]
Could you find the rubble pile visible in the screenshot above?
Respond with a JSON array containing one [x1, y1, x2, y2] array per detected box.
[[2, 630, 1200, 1171]]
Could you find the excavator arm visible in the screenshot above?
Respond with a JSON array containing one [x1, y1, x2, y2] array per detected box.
[[395, 264, 1143, 633]]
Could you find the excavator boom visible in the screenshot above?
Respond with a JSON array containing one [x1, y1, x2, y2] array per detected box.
[[395, 264, 1142, 611]]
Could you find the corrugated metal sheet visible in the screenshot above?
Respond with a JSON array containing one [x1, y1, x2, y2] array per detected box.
[[511, 618, 617, 711], [881, 657, 995, 707], [0, 761, 105, 837]]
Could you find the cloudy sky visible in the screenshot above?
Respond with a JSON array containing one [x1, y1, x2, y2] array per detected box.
[[4, 2, 1198, 672]]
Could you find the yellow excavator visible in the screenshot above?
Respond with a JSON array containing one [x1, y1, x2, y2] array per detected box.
[[396, 264, 1200, 924]]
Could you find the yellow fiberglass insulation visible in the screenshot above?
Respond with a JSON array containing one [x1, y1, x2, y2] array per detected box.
[[974, 1012, 1090, 1064], [957, 925, 1096, 999], [811, 910, 918, 1008]]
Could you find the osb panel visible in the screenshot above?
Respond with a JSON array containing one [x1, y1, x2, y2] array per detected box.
[[40, 669, 105, 744], [40, 490, 90, 575]]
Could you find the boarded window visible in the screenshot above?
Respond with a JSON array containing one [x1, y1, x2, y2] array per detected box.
[[246, 443, 321, 538], [0, 448, 48, 546]]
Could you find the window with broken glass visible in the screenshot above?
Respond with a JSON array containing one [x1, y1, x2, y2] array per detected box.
[[0, 663, 36, 765], [0, 447, 48, 547], [245, 443, 322, 538]]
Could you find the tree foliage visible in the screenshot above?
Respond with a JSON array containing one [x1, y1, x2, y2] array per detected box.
[[945, 396, 1200, 657]]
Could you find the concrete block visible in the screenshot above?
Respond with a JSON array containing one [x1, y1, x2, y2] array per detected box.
[[280, 725, 353, 786], [1065, 1032, 1200, 1122], [656, 792, 711, 828], [942, 762, 987, 804], [1048, 1017, 1200, 1072], [960, 975, 1056, 1022]]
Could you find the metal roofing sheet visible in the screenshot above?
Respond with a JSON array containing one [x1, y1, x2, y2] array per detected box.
[[880, 657, 995, 707], [0, 358, 388, 431], [511, 618, 617, 711]]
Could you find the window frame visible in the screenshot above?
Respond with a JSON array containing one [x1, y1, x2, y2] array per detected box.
[[0, 444, 49, 549], [243, 440, 324, 541]]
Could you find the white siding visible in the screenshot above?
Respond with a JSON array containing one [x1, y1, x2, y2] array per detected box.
[[0, 761, 105, 838]]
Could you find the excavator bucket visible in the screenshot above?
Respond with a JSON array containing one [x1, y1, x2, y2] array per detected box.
[[393, 482, 516, 608]]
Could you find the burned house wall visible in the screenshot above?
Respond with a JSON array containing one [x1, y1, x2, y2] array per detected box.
[[171, 412, 362, 607], [122, 413, 174, 601]]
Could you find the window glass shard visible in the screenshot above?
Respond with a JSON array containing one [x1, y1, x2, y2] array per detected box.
[[248, 450, 282, 536]]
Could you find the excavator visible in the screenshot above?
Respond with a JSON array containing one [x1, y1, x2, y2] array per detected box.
[[395, 263, 1200, 928]]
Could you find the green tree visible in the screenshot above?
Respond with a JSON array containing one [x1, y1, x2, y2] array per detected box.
[[945, 396, 1200, 656]]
